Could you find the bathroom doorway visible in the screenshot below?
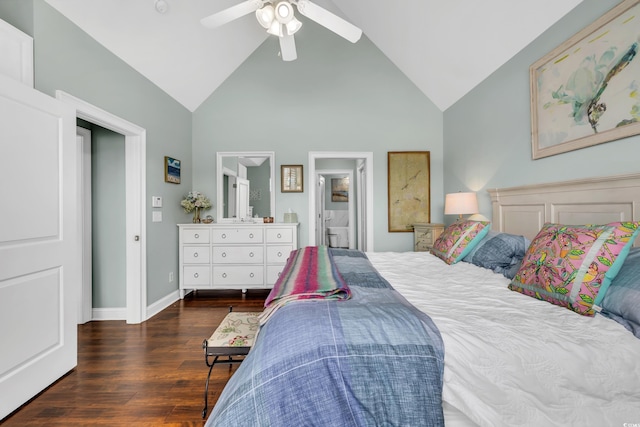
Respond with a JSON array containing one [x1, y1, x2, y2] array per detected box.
[[308, 152, 373, 251], [316, 169, 354, 249]]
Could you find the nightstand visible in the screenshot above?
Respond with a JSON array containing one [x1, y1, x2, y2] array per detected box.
[[412, 223, 445, 252]]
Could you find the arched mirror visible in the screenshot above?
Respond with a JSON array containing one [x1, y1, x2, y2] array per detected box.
[[216, 151, 275, 223]]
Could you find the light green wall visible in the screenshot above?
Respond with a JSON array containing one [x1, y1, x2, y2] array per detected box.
[[90, 125, 126, 308], [444, 0, 640, 223], [1, 0, 193, 307], [0, 0, 33, 35], [193, 18, 444, 251]]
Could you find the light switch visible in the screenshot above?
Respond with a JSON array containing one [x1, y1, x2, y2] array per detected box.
[[152, 211, 162, 222], [152, 196, 162, 207]]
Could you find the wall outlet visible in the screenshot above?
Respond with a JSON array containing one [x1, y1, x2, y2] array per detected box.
[[169, 272, 174, 282]]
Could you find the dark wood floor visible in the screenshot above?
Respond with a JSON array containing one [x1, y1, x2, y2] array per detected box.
[[1, 289, 270, 427]]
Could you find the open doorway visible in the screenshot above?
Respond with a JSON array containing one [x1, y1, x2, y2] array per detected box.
[[308, 152, 374, 252], [58, 91, 147, 324], [316, 169, 354, 249]]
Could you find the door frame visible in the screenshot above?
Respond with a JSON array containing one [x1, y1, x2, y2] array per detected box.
[[308, 152, 374, 251], [57, 91, 147, 324], [76, 126, 92, 324]]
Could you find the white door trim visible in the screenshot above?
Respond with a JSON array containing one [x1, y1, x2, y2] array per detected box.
[[57, 91, 147, 324], [76, 126, 92, 324], [308, 152, 374, 252]]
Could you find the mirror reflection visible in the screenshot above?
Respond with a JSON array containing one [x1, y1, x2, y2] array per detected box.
[[216, 151, 275, 222]]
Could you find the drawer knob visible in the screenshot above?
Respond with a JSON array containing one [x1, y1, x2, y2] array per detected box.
[[222, 273, 227, 278], [221, 233, 227, 239], [277, 233, 282, 238], [249, 233, 254, 238], [222, 252, 227, 258], [193, 273, 199, 278], [194, 233, 199, 239], [194, 252, 198, 258], [250, 272, 254, 278], [249, 252, 254, 257], [277, 251, 282, 257]]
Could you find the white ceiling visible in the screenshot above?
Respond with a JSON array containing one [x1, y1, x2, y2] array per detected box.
[[43, 0, 583, 112]]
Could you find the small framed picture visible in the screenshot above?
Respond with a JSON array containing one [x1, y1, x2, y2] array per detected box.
[[164, 156, 181, 184], [281, 165, 303, 193], [331, 177, 349, 202]]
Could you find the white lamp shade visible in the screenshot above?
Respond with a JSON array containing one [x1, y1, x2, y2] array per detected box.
[[285, 17, 302, 35], [256, 5, 275, 29], [267, 20, 284, 36], [274, 1, 294, 23], [444, 192, 478, 216]]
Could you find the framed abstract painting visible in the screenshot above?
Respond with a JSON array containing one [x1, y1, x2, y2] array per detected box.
[[387, 151, 431, 232], [530, 0, 640, 159]]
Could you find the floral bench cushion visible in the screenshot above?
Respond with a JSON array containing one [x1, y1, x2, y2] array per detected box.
[[206, 311, 260, 354]]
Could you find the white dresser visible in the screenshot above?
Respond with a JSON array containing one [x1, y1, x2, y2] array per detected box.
[[178, 223, 298, 298]]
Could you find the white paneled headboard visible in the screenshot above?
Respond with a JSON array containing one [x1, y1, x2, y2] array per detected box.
[[488, 173, 640, 246]]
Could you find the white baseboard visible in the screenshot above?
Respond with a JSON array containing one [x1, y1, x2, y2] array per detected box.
[[145, 289, 180, 321], [89, 290, 180, 322], [91, 307, 126, 321]]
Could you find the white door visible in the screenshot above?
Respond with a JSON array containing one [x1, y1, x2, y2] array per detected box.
[[236, 178, 250, 220], [0, 74, 79, 420]]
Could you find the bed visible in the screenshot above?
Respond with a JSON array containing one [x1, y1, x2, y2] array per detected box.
[[205, 173, 640, 427]]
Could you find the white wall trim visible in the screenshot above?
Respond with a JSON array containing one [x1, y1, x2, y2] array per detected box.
[[146, 290, 180, 320], [56, 90, 147, 324], [91, 307, 127, 321]]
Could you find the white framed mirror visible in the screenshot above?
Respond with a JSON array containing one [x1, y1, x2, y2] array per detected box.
[[216, 151, 275, 223]]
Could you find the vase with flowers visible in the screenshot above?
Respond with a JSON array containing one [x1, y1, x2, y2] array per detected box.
[[181, 191, 212, 223]]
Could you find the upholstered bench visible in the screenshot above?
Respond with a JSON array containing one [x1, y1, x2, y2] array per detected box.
[[202, 309, 260, 418]]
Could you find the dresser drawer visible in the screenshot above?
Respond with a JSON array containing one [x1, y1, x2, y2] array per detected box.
[[181, 228, 210, 244], [212, 246, 264, 264], [212, 228, 264, 244], [266, 245, 294, 264], [183, 246, 210, 264], [183, 265, 210, 286], [266, 228, 293, 243], [213, 266, 264, 286], [266, 265, 286, 285]]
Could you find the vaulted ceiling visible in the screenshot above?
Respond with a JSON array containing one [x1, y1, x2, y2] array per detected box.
[[43, 0, 583, 112]]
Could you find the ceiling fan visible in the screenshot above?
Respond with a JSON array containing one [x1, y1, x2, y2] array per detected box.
[[201, 0, 362, 61]]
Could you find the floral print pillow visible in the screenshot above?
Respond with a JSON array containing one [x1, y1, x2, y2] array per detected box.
[[509, 222, 640, 316], [431, 220, 491, 264]]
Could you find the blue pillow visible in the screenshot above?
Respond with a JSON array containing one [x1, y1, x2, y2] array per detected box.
[[600, 247, 640, 338], [463, 231, 530, 279]]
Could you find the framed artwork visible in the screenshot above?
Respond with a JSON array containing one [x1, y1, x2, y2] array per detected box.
[[530, 0, 640, 159], [331, 177, 349, 202], [387, 151, 431, 232], [281, 165, 303, 193], [164, 156, 181, 184]]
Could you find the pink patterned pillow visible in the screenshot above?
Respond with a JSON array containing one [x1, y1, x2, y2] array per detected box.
[[431, 220, 490, 264], [509, 222, 640, 316]]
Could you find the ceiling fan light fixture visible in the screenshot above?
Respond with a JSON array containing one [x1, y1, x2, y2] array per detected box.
[[274, 1, 294, 24], [256, 4, 275, 29], [285, 17, 302, 35], [267, 20, 284, 37]]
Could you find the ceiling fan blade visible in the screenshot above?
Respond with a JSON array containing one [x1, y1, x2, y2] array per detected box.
[[279, 33, 297, 61], [295, 0, 362, 43], [201, 0, 264, 29]]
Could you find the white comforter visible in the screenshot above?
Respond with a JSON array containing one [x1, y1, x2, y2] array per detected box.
[[367, 251, 640, 427]]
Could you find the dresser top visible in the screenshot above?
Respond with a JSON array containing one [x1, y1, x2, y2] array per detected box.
[[178, 222, 298, 227]]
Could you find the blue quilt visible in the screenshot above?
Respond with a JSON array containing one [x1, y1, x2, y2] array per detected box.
[[206, 249, 445, 426]]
